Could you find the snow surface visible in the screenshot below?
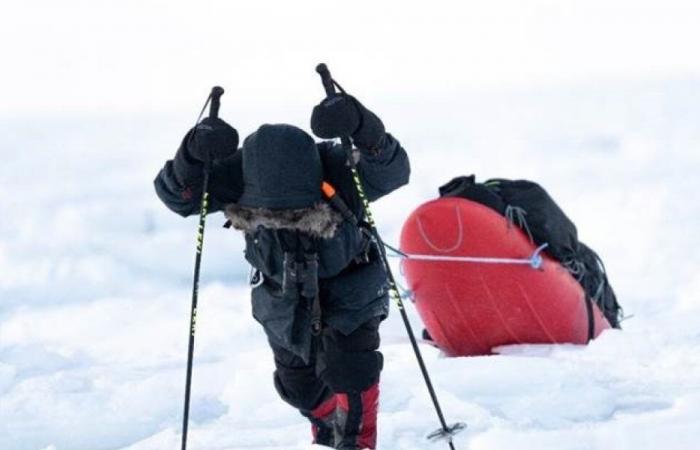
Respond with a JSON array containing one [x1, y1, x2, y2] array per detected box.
[[1, 79, 699, 450]]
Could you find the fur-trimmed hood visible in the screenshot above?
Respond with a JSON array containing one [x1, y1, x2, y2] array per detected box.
[[224, 202, 343, 239]]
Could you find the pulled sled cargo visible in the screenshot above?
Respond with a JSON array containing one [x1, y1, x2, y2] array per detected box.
[[398, 176, 622, 357]]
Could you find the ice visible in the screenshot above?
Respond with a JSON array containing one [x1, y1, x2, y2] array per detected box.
[[3, 83, 700, 449], [4, 80, 700, 449]]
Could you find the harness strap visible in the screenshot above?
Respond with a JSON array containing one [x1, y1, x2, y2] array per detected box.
[[293, 232, 323, 337], [322, 181, 375, 264], [322, 181, 358, 226], [311, 292, 323, 336]]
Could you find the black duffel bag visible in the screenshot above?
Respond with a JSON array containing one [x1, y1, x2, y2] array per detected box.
[[439, 175, 622, 330]]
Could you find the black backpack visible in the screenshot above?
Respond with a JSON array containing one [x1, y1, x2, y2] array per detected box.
[[439, 175, 623, 331]]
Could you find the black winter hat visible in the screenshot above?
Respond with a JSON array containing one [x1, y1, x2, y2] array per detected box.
[[238, 124, 322, 210]]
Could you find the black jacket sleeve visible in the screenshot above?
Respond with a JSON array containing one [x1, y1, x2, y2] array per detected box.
[[153, 132, 243, 217], [320, 132, 410, 212], [355, 133, 410, 202]]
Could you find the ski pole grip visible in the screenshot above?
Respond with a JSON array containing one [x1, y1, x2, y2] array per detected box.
[[315, 63, 357, 165], [316, 63, 336, 97], [209, 86, 224, 119]]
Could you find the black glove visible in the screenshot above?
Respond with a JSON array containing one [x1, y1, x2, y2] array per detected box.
[[185, 117, 239, 162], [310, 94, 385, 151]]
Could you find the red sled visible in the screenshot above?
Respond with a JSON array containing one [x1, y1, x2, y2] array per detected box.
[[399, 197, 610, 357]]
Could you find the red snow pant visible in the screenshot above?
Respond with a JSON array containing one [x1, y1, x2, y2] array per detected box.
[[270, 318, 383, 449]]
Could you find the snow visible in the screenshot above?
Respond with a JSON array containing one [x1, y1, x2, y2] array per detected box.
[[2, 79, 699, 450], [2, 2, 700, 450]]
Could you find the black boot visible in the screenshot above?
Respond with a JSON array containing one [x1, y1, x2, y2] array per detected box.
[[333, 383, 379, 449], [305, 394, 337, 448]]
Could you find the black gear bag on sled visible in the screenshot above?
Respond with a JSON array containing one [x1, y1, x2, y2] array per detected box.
[[439, 175, 623, 328]]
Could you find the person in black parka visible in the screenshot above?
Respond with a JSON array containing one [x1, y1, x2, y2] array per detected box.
[[154, 93, 410, 450]]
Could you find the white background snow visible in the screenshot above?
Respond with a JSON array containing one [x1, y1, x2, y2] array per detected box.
[[1, 1, 699, 449]]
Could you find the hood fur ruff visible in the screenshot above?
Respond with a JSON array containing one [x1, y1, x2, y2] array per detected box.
[[224, 202, 343, 239]]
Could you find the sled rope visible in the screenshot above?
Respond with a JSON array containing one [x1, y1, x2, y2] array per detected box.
[[384, 242, 549, 270]]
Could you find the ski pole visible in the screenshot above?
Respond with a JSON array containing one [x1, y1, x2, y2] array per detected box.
[[181, 85, 224, 450], [315, 64, 466, 449]]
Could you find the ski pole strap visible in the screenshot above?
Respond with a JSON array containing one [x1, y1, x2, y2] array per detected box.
[[384, 242, 548, 270], [315, 64, 359, 165]]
